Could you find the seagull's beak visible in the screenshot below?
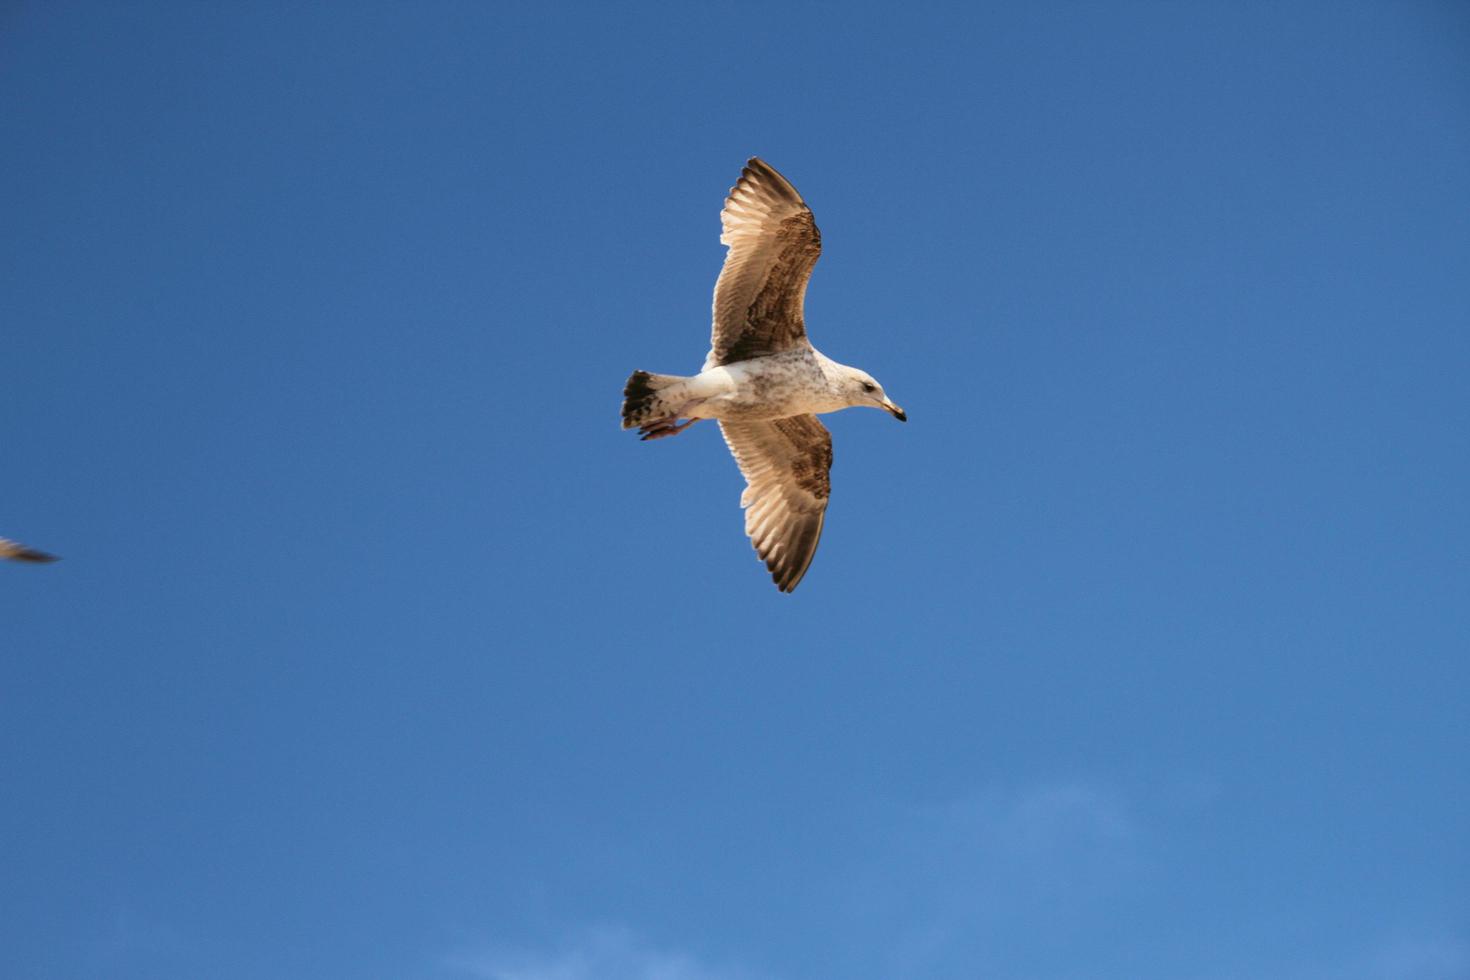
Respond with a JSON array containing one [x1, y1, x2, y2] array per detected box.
[[882, 398, 907, 422]]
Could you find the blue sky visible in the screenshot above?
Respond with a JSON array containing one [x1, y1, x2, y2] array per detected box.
[[3, 2, 1467, 978]]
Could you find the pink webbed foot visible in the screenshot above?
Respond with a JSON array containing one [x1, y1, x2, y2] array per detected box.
[[639, 417, 699, 441]]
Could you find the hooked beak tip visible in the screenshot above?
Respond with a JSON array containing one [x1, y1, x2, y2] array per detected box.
[[887, 403, 907, 422]]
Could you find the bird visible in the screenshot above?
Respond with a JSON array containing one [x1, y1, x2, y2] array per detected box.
[[0, 537, 58, 563], [621, 157, 905, 592]]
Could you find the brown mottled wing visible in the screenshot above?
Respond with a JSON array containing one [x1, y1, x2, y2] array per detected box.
[[705, 158, 822, 369], [0, 537, 58, 562], [719, 415, 832, 592]]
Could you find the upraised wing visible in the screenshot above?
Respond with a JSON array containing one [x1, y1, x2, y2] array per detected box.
[[719, 415, 832, 592], [705, 158, 822, 369]]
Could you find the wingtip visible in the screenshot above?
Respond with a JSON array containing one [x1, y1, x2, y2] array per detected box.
[[742, 156, 777, 182], [1, 537, 59, 562], [8, 548, 59, 563], [731, 157, 805, 208], [768, 559, 809, 593]]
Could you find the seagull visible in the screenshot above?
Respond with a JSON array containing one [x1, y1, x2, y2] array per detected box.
[[621, 157, 905, 592], [0, 537, 58, 563]]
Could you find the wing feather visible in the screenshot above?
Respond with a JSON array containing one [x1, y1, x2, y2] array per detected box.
[[719, 415, 832, 592], [705, 158, 822, 369], [0, 537, 58, 562]]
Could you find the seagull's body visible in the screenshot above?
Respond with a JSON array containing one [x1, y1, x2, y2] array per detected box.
[[621, 158, 905, 592], [637, 349, 862, 422]]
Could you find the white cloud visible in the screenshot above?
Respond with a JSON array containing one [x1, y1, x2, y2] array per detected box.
[[862, 779, 1142, 901], [1204, 933, 1470, 980], [444, 926, 763, 980], [952, 780, 1137, 853], [442, 779, 1145, 980], [1365, 935, 1470, 980], [829, 779, 1145, 977]]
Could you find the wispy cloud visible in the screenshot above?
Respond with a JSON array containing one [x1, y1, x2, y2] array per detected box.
[[1204, 932, 1470, 980], [82, 907, 188, 976], [852, 779, 1143, 905], [444, 925, 763, 980], [442, 779, 1147, 980], [1362, 935, 1470, 980]]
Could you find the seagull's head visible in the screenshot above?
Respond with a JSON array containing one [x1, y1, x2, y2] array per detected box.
[[844, 368, 906, 422]]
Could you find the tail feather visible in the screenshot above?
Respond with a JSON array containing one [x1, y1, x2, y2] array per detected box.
[[621, 370, 684, 429]]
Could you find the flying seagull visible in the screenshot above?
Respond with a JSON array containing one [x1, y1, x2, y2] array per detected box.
[[621, 157, 905, 592], [0, 537, 58, 563]]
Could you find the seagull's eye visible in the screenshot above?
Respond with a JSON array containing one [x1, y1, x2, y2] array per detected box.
[[861, 382, 876, 394]]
